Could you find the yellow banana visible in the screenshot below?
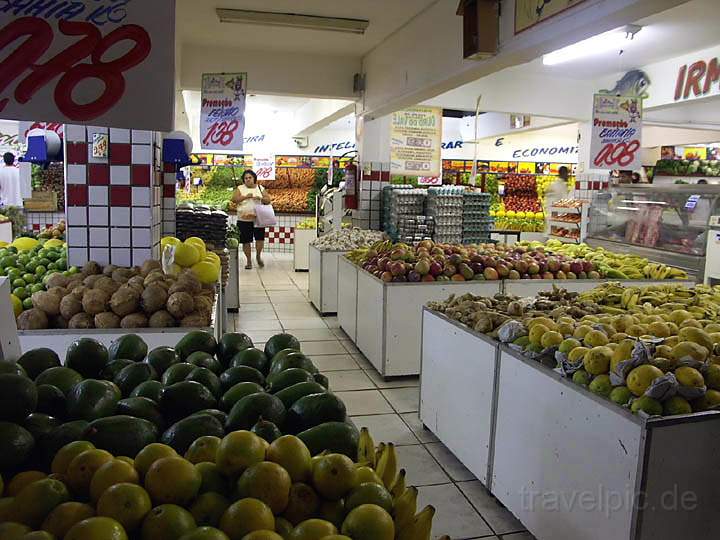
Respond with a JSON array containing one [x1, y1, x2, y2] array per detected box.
[[397, 505, 436, 540], [357, 427, 376, 467], [390, 468, 406, 500], [393, 486, 418, 534], [374, 442, 385, 468], [375, 442, 398, 489]]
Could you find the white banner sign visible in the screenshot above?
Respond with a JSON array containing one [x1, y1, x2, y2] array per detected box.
[[0, 0, 175, 131], [201, 73, 247, 151], [589, 94, 643, 170], [390, 106, 442, 177], [253, 155, 276, 180]]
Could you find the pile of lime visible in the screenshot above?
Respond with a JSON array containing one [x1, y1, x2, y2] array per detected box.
[[1, 238, 77, 315]]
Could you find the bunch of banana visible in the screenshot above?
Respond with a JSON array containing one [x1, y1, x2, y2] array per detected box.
[[621, 287, 642, 309], [643, 263, 688, 280], [357, 428, 438, 540]]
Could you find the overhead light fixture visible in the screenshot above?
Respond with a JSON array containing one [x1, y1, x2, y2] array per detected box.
[[543, 25, 642, 66], [216, 8, 369, 35]]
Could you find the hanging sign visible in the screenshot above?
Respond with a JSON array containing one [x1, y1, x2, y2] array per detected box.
[[0, 0, 175, 130], [200, 73, 247, 151], [417, 176, 442, 186], [390, 106, 442, 177], [253, 155, 276, 180], [589, 94, 643, 170]]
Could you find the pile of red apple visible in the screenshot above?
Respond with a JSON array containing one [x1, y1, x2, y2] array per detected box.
[[502, 174, 543, 213], [359, 241, 601, 283]]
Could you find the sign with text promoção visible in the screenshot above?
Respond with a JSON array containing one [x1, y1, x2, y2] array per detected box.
[[390, 107, 442, 177], [589, 94, 643, 170], [0, 0, 175, 131], [253, 155, 276, 181], [201, 73, 247, 151]]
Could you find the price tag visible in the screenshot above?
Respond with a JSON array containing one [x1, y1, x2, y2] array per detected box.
[[0, 1, 175, 130], [253, 155, 276, 181]]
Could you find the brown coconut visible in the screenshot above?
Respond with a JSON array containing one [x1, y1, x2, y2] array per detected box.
[[45, 273, 69, 289], [47, 286, 68, 298], [167, 292, 194, 319], [149, 310, 176, 328], [127, 276, 145, 293], [17, 309, 49, 330], [31, 291, 61, 316], [83, 274, 104, 288], [71, 285, 88, 298], [111, 267, 135, 283], [49, 315, 68, 329], [109, 287, 140, 317], [60, 294, 83, 320], [141, 260, 162, 277], [68, 312, 94, 329], [82, 261, 102, 276], [180, 313, 210, 328], [121, 313, 149, 328], [95, 312, 121, 329], [194, 296, 214, 317], [102, 264, 118, 276], [82, 289, 110, 315], [141, 284, 168, 315], [93, 276, 119, 295]]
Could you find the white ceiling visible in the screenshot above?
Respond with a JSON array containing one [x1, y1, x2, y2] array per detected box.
[[176, 0, 437, 56]]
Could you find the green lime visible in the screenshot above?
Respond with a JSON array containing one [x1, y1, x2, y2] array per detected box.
[[38, 258, 51, 267], [7, 246, 17, 253], [23, 273, 36, 284], [47, 251, 60, 261], [13, 287, 28, 300], [0, 249, 6, 257], [1, 256, 16, 267], [30, 283, 44, 294], [38, 249, 49, 258], [7, 269, 21, 281], [18, 255, 30, 265], [47, 262, 58, 271], [68, 266, 79, 275], [25, 262, 37, 273], [0, 268, 6, 276], [56, 259, 67, 271], [35, 265, 47, 276], [22, 297, 33, 309], [12, 278, 26, 288]]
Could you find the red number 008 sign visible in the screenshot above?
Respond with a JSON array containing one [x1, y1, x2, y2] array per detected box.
[[593, 140, 641, 168], [0, 2, 175, 131]]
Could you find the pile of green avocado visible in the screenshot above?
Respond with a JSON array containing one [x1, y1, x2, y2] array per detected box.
[[0, 331, 358, 474]]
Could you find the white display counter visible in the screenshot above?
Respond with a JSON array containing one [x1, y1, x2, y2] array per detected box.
[[503, 279, 696, 297], [337, 256, 358, 341], [419, 308, 720, 540], [355, 271, 502, 377], [308, 246, 347, 315], [293, 229, 317, 271]]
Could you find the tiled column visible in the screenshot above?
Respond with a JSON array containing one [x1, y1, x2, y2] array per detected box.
[[161, 163, 177, 237], [65, 125, 162, 268]]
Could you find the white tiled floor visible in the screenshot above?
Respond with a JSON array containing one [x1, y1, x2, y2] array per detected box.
[[230, 253, 533, 540]]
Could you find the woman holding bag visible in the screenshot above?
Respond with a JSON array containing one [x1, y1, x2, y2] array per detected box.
[[232, 169, 272, 269]]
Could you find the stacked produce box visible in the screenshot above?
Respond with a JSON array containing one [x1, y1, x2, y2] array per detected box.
[[425, 187, 463, 245], [462, 191, 493, 245], [381, 185, 412, 237]]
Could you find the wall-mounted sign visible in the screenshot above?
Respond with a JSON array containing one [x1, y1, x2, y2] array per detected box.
[[253, 155, 276, 181], [92, 133, 109, 159], [515, 0, 588, 34], [675, 57, 720, 102], [200, 73, 247, 151], [589, 94, 643, 170], [0, 1, 175, 130], [390, 107, 442, 177]]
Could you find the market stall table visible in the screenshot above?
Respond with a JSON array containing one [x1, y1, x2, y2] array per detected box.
[[308, 245, 347, 315]]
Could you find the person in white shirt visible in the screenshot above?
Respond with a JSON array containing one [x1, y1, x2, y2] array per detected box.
[[0, 152, 22, 208], [232, 169, 272, 269]]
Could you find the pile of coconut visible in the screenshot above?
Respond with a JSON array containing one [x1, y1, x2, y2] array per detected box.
[[17, 260, 215, 331]]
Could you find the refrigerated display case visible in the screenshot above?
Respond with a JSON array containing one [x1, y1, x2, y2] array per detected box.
[[587, 184, 720, 279]]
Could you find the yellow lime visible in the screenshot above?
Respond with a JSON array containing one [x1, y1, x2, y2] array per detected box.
[[0, 496, 13, 521], [161, 237, 181, 250], [51, 441, 95, 476], [311, 454, 357, 501], [185, 237, 207, 258], [185, 436, 221, 464], [179, 526, 231, 540], [7, 471, 47, 496], [134, 443, 177, 479], [10, 294, 22, 317], [266, 436, 312, 484], [97, 482, 151, 533], [219, 498, 275, 540], [216, 431, 267, 476], [354, 467, 382, 485], [282, 483, 319, 525], [236, 462, 292, 515], [41, 502, 95, 538], [90, 459, 140, 502], [145, 456, 201, 506], [65, 517, 128, 540], [240, 532, 283, 540], [190, 492, 230, 528], [195, 462, 229, 495], [191, 261, 220, 284], [67, 449, 114, 496], [289, 518, 337, 539], [0, 522, 31, 540], [11, 478, 70, 528], [341, 504, 394, 540], [141, 504, 196, 540], [174, 243, 201, 268]]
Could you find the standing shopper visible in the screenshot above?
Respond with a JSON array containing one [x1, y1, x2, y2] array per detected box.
[[0, 152, 22, 208], [232, 169, 272, 269], [543, 165, 570, 236]]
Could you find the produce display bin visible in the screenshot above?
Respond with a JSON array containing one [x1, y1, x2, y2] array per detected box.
[[308, 246, 347, 315], [419, 309, 498, 484], [293, 229, 317, 271], [0, 221, 12, 244], [503, 279, 696, 297], [418, 313, 720, 540], [355, 270, 503, 377], [19, 288, 225, 355], [337, 256, 358, 341]]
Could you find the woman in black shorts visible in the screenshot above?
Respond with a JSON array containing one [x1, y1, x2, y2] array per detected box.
[[232, 170, 271, 269]]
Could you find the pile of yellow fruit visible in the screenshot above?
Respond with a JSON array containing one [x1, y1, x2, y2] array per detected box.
[[161, 237, 220, 285], [512, 283, 720, 416], [0, 429, 444, 540]]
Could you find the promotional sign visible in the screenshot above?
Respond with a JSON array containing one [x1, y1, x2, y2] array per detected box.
[[417, 176, 442, 186], [590, 94, 643, 170], [0, 0, 175, 130], [201, 73, 247, 151], [390, 107, 442, 177], [515, 0, 587, 34], [253, 155, 276, 180]]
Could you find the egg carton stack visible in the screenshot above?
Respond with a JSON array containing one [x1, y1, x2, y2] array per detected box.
[[462, 191, 494, 244], [397, 216, 435, 244], [426, 186, 463, 244], [175, 205, 229, 250], [381, 184, 414, 235], [385, 187, 427, 242]]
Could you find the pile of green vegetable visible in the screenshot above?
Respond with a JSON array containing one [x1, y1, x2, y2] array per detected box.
[[0, 331, 359, 473]]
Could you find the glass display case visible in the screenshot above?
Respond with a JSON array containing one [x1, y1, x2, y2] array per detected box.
[[587, 184, 720, 278]]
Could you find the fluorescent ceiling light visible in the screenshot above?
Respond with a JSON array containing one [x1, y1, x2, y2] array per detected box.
[[216, 8, 369, 34], [543, 25, 642, 66]]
